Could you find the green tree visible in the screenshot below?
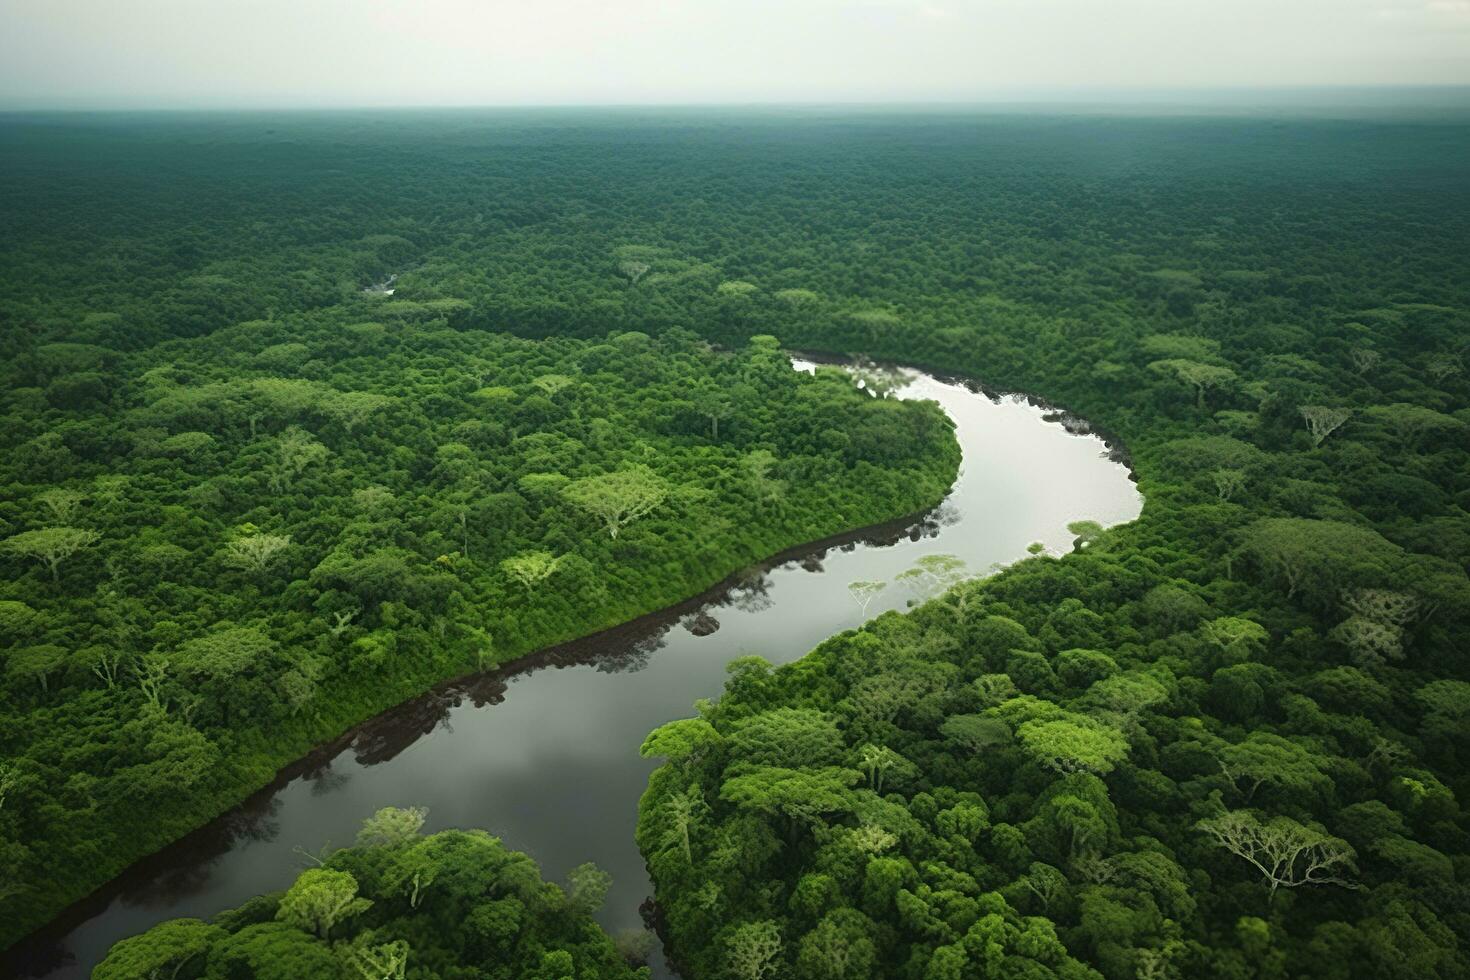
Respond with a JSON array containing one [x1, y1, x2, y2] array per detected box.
[[1216, 733, 1332, 803], [356, 806, 429, 848], [566, 862, 612, 917], [275, 868, 372, 940], [93, 917, 225, 980], [1239, 518, 1400, 604], [223, 531, 291, 575], [726, 920, 783, 980], [1016, 716, 1129, 775], [1067, 520, 1105, 552], [500, 550, 563, 594], [1299, 405, 1352, 447], [562, 466, 668, 539], [4, 526, 100, 581], [1149, 359, 1238, 408], [1198, 810, 1356, 901]]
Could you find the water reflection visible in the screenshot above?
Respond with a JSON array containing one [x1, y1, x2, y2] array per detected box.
[[9, 362, 1142, 980]]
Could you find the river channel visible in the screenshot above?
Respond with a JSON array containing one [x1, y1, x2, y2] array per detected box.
[[12, 359, 1142, 978]]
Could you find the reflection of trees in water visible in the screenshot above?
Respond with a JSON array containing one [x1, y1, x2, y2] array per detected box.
[[7, 937, 72, 977], [127, 796, 283, 910], [17, 363, 1138, 979], [307, 763, 351, 797], [682, 611, 720, 636], [728, 567, 774, 614], [352, 688, 462, 767], [271, 481, 958, 779], [595, 627, 665, 674], [931, 501, 961, 529], [27, 433, 979, 965]]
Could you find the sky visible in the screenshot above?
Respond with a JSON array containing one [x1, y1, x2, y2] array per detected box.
[[1, 0, 1468, 110]]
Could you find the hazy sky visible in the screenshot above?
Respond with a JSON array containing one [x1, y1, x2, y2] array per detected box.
[[2, 0, 1468, 109]]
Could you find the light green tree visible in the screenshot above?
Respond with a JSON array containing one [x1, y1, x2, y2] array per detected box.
[[858, 744, 902, 794], [37, 488, 87, 525], [662, 786, 710, 864], [4, 526, 100, 581], [742, 450, 786, 506], [562, 466, 668, 539], [357, 805, 429, 848], [1017, 716, 1129, 775], [1066, 520, 1104, 553], [270, 426, 329, 492], [500, 551, 563, 594], [720, 766, 861, 834], [1200, 616, 1269, 660], [324, 390, 394, 434], [1299, 405, 1351, 447], [532, 374, 576, 397], [640, 717, 724, 767], [1212, 468, 1248, 500], [223, 531, 291, 575], [340, 935, 410, 980], [566, 862, 612, 916], [1149, 359, 1238, 408], [796, 909, 876, 980], [0, 760, 18, 811], [1198, 810, 1356, 901], [726, 919, 783, 980], [275, 868, 372, 939]]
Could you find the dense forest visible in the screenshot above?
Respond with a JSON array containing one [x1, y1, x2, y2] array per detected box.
[[95, 808, 650, 979], [0, 112, 966, 952], [2, 108, 1469, 977]]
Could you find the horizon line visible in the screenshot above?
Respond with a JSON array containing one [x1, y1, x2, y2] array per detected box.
[[4, 84, 1470, 116]]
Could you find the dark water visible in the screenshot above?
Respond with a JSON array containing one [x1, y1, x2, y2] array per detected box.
[[10, 363, 1141, 978]]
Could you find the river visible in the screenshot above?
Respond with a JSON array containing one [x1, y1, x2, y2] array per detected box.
[[9, 360, 1142, 978]]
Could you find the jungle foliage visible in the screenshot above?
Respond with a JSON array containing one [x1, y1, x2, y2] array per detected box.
[[94, 808, 649, 980], [2, 108, 1470, 977], [0, 112, 971, 948]]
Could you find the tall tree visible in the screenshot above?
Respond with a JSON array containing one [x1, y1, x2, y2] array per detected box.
[[562, 467, 668, 539], [3, 526, 100, 581], [275, 869, 372, 940], [1198, 811, 1356, 901]]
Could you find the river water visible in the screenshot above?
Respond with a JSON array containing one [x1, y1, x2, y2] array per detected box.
[[11, 361, 1141, 978]]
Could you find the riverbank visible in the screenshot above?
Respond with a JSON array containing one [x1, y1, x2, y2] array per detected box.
[[3, 369, 962, 962], [10, 363, 1140, 979]]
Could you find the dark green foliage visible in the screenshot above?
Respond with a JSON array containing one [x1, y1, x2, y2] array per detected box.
[[0, 320, 958, 941], [95, 820, 648, 979], [0, 117, 975, 944], [1, 108, 1469, 976]]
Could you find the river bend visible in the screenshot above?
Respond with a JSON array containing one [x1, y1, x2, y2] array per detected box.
[[12, 361, 1142, 978]]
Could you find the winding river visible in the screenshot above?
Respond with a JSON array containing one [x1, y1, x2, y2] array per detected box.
[[10, 361, 1142, 978]]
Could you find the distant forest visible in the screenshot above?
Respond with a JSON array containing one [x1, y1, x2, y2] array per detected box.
[[2, 109, 1470, 978]]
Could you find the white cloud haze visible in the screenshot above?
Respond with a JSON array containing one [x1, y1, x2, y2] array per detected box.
[[1, 0, 1467, 109]]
